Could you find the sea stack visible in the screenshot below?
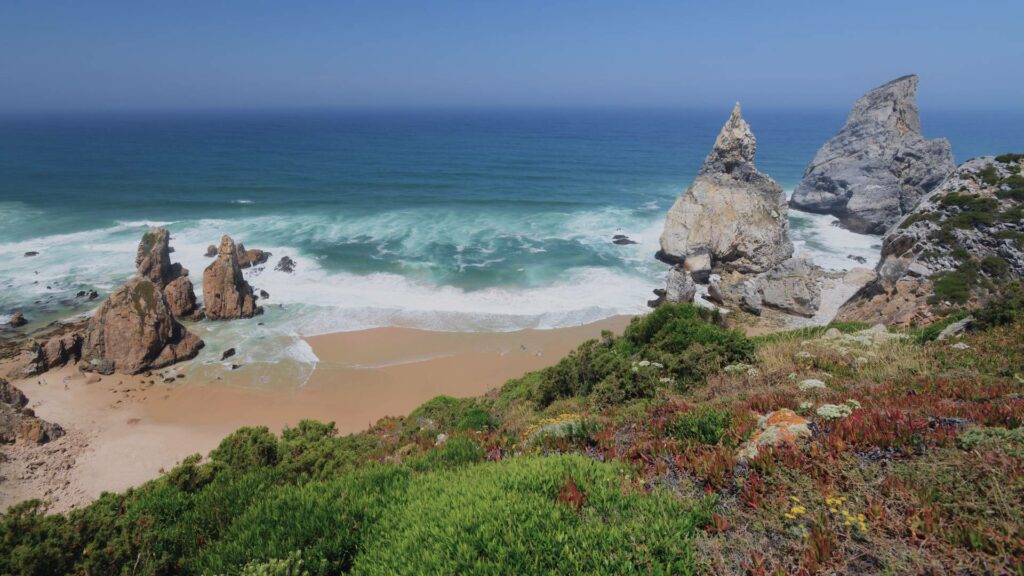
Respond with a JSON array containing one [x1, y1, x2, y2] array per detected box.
[[658, 103, 793, 276], [80, 277, 204, 374], [136, 227, 198, 317], [790, 75, 955, 234], [203, 235, 263, 320]]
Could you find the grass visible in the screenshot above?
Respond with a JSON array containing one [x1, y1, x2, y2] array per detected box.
[[3, 303, 1024, 575]]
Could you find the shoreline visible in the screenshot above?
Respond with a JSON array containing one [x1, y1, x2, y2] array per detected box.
[[0, 315, 633, 512]]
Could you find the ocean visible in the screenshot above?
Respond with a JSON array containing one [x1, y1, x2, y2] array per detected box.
[[1, 108, 1021, 381]]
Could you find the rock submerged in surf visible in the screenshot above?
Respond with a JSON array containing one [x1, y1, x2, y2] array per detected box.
[[275, 256, 296, 274]]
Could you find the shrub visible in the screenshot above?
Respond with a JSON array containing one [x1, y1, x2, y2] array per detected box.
[[351, 455, 713, 575], [995, 153, 1024, 164], [974, 282, 1024, 329], [977, 165, 1001, 186], [455, 406, 495, 431], [408, 436, 485, 472], [980, 255, 1010, 278], [209, 426, 280, 472], [665, 407, 732, 445], [929, 261, 979, 305]]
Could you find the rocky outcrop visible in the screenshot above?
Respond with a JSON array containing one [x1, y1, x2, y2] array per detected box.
[[6, 331, 84, 379], [1, 379, 64, 444], [236, 243, 270, 269], [135, 228, 198, 317], [203, 236, 263, 320], [659, 104, 793, 274], [837, 155, 1024, 325], [8, 312, 27, 327], [80, 277, 204, 375], [791, 75, 955, 234], [275, 256, 296, 273], [708, 256, 825, 318], [647, 266, 696, 308]]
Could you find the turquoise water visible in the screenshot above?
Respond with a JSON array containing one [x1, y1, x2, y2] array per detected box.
[[0, 108, 1020, 375]]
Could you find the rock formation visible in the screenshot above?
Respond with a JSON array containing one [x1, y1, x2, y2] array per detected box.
[[80, 277, 204, 374], [6, 331, 84, 379], [709, 256, 824, 318], [236, 243, 270, 269], [275, 256, 296, 273], [0, 379, 64, 444], [8, 312, 27, 327], [647, 266, 696, 308], [790, 75, 955, 234], [837, 155, 1024, 325], [203, 236, 263, 320], [659, 103, 793, 274], [136, 227, 198, 317]]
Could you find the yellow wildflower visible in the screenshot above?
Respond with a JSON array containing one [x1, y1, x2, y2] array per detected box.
[[790, 505, 807, 515], [784, 513, 796, 520]]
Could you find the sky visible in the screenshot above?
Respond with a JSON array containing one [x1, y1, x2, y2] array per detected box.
[[1, 0, 1021, 111]]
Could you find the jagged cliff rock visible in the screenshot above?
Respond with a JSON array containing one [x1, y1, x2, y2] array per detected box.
[[647, 266, 696, 308], [791, 75, 955, 234], [0, 379, 64, 444], [135, 227, 198, 317], [203, 236, 263, 320], [236, 243, 271, 269], [658, 104, 793, 274], [837, 155, 1024, 325], [80, 277, 204, 375]]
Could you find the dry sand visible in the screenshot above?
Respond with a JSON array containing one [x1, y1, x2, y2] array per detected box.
[[0, 315, 632, 512]]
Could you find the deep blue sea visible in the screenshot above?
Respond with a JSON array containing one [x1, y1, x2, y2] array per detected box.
[[1, 108, 1020, 377]]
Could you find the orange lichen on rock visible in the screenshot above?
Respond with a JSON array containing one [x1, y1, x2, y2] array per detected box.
[[736, 408, 810, 462]]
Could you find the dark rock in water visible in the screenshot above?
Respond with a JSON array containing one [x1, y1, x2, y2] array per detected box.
[[236, 243, 271, 269], [791, 75, 955, 233], [275, 256, 296, 273], [221, 348, 236, 361], [847, 255, 868, 264], [205, 244, 217, 257], [612, 235, 638, 245], [260, 289, 270, 299], [230, 364, 240, 370], [24, 251, 38, 257], [647, 288, 667, 309], [87, 290, 99, 300], [76, 290, 86, 297], [8, 312, 27, 327], [831, 220, 842, 227]]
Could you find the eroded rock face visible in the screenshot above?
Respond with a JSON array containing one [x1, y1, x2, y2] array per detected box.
[[837, 155, 1024, 325], [80, 277, 204, 375], [659, 104, 793, 274], [708, 257, 824, 318], [791, 75, 955, 234], [0, 379, 64, 444], [203, 236, 263, 320], [135, 227, 197, 317], [236, 243, 270, 269], [648, 266, 696, 308]]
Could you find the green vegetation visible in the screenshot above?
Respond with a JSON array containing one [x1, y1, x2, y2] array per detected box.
[[3, 302, 1024, 575]]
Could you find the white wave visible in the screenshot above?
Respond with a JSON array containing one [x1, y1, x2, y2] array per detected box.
[[788, 207, 881, 271], [231, 199, 255, 205]]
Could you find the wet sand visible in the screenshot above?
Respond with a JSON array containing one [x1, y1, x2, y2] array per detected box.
[[0, 315, 632, 512]]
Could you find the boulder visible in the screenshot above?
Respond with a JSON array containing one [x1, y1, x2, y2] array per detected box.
[[8, 311, 27, 327], [205, 244, 217, 257], [659, 103, 793, 274], [0, 379, 64, 444], [164, 275, 198, 318], [736, 409, 811, 462], [756, 257, 823, 318], [80, 277, 204, 375], [203, 236, 263, 320], [23, 251, 38, 257], [664, 266, 696, 303], [790, 75, 955, 233], [650, 266, 696, 308]]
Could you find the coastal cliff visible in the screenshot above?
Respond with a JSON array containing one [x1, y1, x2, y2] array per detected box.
[[790, 75, 955, 234], [837, 154, 1024, 325]]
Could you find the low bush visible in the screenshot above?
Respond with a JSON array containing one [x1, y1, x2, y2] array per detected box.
[[665, 406, 732, 446]]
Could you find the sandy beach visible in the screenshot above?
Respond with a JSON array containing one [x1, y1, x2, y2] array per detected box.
[[0, 315, 632, 512]]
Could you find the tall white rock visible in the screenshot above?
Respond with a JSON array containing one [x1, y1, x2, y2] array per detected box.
[[790, 75, 955, 234], [658, 103, 793, 275]]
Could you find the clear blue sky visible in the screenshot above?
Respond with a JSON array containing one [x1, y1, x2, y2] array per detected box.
[[1, 0, 1020, 111]]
